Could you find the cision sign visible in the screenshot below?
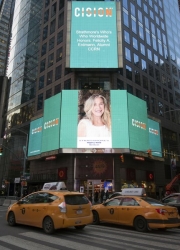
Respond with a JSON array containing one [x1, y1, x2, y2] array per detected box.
[[70, 1, 118, 68]]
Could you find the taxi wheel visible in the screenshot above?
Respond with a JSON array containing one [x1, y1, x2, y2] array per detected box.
[[43, 216, 54, 234], [92, 211, 100, 225], [8, 212, 16, 226], [134, 216, 148, 232], [75, 225, 86, 230]]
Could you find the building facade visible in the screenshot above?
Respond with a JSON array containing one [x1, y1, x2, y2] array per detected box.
[[1, 0, 180, 198]]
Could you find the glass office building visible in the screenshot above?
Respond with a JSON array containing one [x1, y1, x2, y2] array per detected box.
[[2, 0, 180, 196]]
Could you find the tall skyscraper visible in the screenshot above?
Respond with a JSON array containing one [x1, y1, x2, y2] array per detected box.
[[1, 0, 180, 196]]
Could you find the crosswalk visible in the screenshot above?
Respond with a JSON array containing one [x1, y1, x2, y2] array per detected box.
[[0, 224, 180, 250]]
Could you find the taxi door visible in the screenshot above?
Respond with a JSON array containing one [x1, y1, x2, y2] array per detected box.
[[100, 198, 122, 223], [14, 193, 36, 225], [27, 193, 50, 227], [119, 197, 139, 225]]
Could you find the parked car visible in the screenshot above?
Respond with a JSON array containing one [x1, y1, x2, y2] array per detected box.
[[6, 190, 93, 234], [92, 195, 180, 232], [162, 193, 180, 215]]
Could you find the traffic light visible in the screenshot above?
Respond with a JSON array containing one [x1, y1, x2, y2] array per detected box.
[[147, 149, 152, 158], [120, 154, 124, 162], [0, 146, 3, 156]]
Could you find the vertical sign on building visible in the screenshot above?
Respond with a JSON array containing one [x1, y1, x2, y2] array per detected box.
[[41, 93, 61, 153], [70, 1, 118, 68], [28, 117, 43, 156], [148, 119, 162, 157]]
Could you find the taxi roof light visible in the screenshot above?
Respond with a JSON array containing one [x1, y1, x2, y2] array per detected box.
[[59, 201, 66, 213], [156, 208, 167, 215]]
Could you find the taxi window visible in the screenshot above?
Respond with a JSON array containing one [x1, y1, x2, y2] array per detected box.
[[121, 198, 139, 206], [105, 198, 122, 206], [141, 197, 164, 206], [65, 195, 89, 205], [21, 194, 36, 204], [34, 193, 58, 203]]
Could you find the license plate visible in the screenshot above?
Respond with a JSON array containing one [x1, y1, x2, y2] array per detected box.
[[76, 210, 82, 214]]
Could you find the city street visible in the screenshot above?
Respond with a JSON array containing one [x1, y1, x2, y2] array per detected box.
[[0, 207, 180, 250]]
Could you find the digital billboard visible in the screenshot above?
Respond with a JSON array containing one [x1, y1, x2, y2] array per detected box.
[[41, 93, 61, 153], [127, 93, 149, 152], [148, 118, 162, 157], [28, 90, 163, 158], [70, 1, 118, 68], [28, 117, 43, 157]]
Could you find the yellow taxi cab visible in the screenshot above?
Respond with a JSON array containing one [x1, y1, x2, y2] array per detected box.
[[92, 188, 180, 232], [6, 182, 93, 234]]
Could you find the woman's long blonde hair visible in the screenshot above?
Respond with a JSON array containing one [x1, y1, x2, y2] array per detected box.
[[83, 94, 111, 130]]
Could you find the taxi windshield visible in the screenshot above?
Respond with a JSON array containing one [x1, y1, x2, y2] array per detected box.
[[141, 197, 164, 206]]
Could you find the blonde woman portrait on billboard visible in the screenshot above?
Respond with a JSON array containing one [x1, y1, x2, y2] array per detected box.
[[77, 92, 112, 149]]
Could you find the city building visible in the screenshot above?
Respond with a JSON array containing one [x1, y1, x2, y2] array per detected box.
[[1, 0, 180, 198]]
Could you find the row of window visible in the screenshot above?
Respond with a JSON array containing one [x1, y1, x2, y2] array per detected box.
[[41, 30, 63, 55]]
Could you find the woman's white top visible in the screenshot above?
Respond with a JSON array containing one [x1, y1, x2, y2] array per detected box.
[[78, 119, 111, 137]]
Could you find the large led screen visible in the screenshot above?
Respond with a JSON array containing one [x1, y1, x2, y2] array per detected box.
[[70, 1, 118, 68], [148, 118, 162, 157], [28, 117, 43, 157], [41, 93, 61, 153], [128, 93, 149, 152]]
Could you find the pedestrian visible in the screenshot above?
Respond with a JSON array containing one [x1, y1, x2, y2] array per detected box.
[[100, 189, 105, 203], [106, 189, 109, 200]]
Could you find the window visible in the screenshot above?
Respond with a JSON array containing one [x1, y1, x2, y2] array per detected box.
[[46, 89, 52, 99], [127, 84, 133, 94], [143, 76, 148, 90], [131, 19, 137, 34], [51, 3, 56, 17], [146, 30, 151, 45], [37, 93, 43, 110], [144, 17, 149, 29], [58, 12, 64, 28], [117, 79, 124, 89], [163, 89, 168, 101], [134, 54, 139, 67], [130, 3, 135, 16], [125, 47, 131, 61], [151, 97, 156, 113], [49, 37, 55, 51], [132, 37, 138, 50], [135, 70, 141, 85], [144, 94, 150, 111], [54, 84, 61, 94], [122, 198, 139, 206], [40, 59, 46, 72], [150, 80, 155, 94], [147, 49, 152, 61], [149, 64, 154, 77], [136, 89, 142, 99], [143, 4, 148, 13], [138, 10, 142, 23], [139, 25, 144, 40], [123, 11, 129, 27], [50, 19, 56, 34], [47, 70, 53, 85], [126, 65, 132, 80], [48, 53, 54, 67], [157, 85, 162, 97], [155, 69, 160, 81], [45, 0, 50, 8], [141, 59, 147, 72], [39, 75, 44, 89], [169, 93, 173, 104], [56, 47, 62, 62], [55, 65, 62, 80], [41, 43, 47, 56], [44, 10, 49, 23], [57, 30, 63, 44], [43, 26, 48, 40], [124, 30, 130, 44], [140, 43, 145, 56], [59, 0, 64, 10], [64, 79, 71, 89], [105, 198, 121, 206]]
